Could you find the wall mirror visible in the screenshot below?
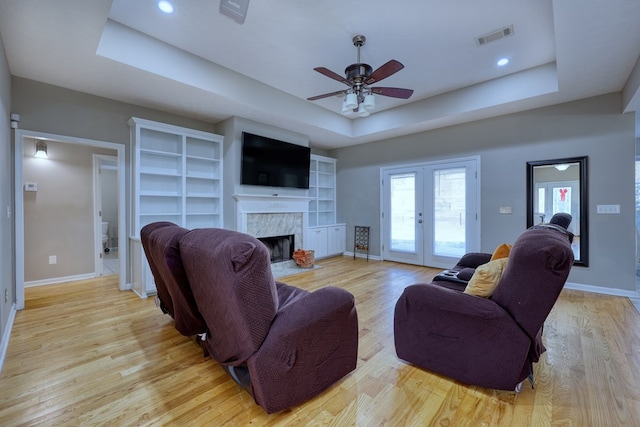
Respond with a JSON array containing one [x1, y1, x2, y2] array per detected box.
[[526, 156, 588, 266]]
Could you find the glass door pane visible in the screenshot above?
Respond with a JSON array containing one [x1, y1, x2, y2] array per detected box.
[[432, 167, 466, 258], [390, 173, 416, 252], [382, 168, 424, 265]]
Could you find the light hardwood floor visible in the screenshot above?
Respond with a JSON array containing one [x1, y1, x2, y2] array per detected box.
[[1, 256, 639, 426]]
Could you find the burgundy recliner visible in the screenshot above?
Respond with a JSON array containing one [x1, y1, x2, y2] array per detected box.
[[393, 227, 573, 390], [140, 222, 207, 337], [143, 224, 359, 413]]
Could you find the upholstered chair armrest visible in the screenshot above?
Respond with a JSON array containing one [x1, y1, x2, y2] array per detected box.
[[394, 283, 531, 390], [456, 252, 492, 269], [247, 286, 358, 413]]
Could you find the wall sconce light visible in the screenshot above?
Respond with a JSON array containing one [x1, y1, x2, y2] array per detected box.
[[35, 140, 48, 159]]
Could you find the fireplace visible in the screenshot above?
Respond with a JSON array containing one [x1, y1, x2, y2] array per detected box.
[[258, 234, 295, 263], [234, 195, 311, 254]]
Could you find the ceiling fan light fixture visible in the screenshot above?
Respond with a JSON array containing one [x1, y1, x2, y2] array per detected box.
[[344, 93, 358, 110], [307, 34, 412, 118], [357, 105, 370, 117], [363, 94, 376, 111], [341, 100, 353, 115]]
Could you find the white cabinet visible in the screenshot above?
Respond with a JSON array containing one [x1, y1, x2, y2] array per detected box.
[[327, 224, 347, 256], [129, 117, 223, 297], [307, 224, 346, 259], [308, 155, 336, 227], [307, 227, 328, 258]]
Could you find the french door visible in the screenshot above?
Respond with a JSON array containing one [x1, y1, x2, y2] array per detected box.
[[381, 158, 479, 268]]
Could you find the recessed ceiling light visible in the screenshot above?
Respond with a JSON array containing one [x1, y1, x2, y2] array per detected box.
[[497, 58, 509, 67], [158, 0, 175, 14]]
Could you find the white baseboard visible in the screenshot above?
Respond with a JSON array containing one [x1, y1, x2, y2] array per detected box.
[[343, 251, 381, 261], [564, 281, 640, 298], [25, 273, 97, 288], [0, 303, 17, 374]]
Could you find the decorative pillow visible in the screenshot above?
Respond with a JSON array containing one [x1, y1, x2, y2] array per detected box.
[[463, 258, 508, 297], [490, 243, 512, 261]]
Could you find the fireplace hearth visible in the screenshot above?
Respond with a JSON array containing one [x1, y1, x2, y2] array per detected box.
[[258, 234, 295, 264]]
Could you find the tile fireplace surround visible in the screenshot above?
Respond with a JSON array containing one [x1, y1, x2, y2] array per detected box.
[[233, 194, 311, 251]]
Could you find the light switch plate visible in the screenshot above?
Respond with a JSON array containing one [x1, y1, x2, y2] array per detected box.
[[499, 206, 512, 214]]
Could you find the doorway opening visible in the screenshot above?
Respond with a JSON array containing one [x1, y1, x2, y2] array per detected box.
[[14, 129, 126, 310], [94, 155, 119, 276]]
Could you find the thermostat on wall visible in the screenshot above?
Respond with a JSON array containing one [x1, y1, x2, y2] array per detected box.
[[24, 182, 37, 192]]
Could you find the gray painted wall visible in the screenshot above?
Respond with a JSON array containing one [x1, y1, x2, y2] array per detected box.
[[11, 77, 217, 285], [330, 93, 637, 293], [22, 139, 114, 282], [0, 25, 14, 340]]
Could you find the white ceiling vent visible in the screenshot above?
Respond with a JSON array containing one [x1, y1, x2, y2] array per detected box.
[[476, 25, 514, 46]]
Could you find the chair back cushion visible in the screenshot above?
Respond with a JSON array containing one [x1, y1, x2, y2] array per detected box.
[[141, 222, 207, 337], [179, 228, 278, 365], [491, 227, 573, 339], [141, 222, 177, 316]]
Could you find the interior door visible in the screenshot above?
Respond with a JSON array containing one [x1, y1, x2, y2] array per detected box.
[[381, 158, 479, 268]]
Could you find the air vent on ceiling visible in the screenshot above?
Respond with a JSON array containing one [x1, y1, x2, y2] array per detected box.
[[219, 0, 250, 24], [475, 25, 514, 46]]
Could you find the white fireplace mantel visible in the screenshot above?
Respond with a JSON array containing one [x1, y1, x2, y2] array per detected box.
[[233, 194, 313, 210], [233, 194, 312, 246]]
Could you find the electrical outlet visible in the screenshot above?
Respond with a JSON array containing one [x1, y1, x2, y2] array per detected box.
[[596, 204, 620, 214], [49, 255, 57, 264]]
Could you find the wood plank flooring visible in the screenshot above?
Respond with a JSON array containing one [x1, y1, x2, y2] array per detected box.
[[1, 256, 640, 426]]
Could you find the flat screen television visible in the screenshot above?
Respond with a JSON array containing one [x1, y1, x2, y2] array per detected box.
[[241, 132, 311, 189]]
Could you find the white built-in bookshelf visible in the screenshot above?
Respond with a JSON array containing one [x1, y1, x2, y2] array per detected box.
[[129, 117, 223, 297]]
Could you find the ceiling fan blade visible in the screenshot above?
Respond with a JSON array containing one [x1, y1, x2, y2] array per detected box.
[[364, 60, 404, 85], [313, 67, 350, 85], [370, 87, 414, 99], [307, 89, 348, 101]]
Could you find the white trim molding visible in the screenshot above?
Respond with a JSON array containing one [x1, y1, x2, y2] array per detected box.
[[0, 304, 16, 374], [25, 273, 97, 288], [564, 282, 640, 299]]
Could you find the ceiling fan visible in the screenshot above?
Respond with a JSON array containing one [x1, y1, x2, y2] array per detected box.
[[307, 35, 414, 117]]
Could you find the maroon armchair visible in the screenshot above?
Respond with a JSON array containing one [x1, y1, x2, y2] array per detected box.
[[140, 222, 207, 337], [178, 228, 358, 413], [394, 227, 573, 390]]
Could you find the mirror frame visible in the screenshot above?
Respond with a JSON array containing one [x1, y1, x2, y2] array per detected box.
[[526, 156, 588, 266]]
